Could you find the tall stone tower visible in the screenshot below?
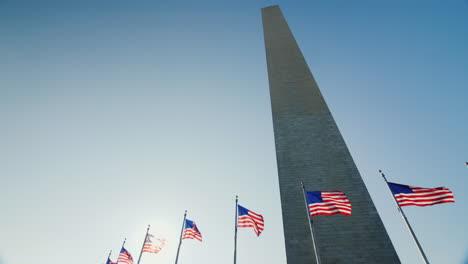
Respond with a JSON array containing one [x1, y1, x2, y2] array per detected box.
[[261, 6, 400, 263]]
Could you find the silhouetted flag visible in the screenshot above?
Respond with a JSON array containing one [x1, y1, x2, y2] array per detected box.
[[306, 191, 352, 216], [388, 182, 455, 207], [143, 233, 166, 254], [182, 219, 202, 242], [117, 247, 133, 264], [237, 205, 264, 236]]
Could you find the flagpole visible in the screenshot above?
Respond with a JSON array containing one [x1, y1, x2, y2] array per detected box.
[[106, 250, 112, 264], [379, 170, 430, 264], [175, 210, 187, 264], [234, 195, 238, 264], [116, 238, 126, 264], [136, 225, 150, 264], [301, 182, 321, 264]]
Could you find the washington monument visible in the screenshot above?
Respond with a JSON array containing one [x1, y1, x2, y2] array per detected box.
[[262, 6, 401, 263]]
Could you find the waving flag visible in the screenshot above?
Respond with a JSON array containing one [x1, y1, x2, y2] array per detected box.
[[182, 219, 202, 242], [388, 182, 455, 207], [143, 233, 166, 254], [106, 257, 116, 264], [306, 191, 352, 216], [117, 247, 133, 264], [238, 205, 264, 236]]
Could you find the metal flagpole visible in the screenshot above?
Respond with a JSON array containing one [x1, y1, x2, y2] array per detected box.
[[116, 238, 126, 264], [301, 182, 321, 264], [136, 225, 150, 264], [106, 250, 112, 264], [379, 170, 430, 264], [234, 195, 238, 264], [175, 210, 187, 264]]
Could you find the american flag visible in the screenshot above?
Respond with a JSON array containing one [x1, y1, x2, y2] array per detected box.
[[142, 233, 166, 254], [106, 257, 116, 264], [306, 191, 352, 216], [182, 219, 202, 242], [388, 182, 455, 207], [237, 205, 264, 236], [117, 247, 133, 264]]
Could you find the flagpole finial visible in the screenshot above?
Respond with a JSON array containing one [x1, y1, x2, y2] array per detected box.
[[121, 237, 127, 249]]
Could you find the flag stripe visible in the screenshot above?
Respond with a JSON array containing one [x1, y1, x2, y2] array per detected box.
[[182, 230, 203, 241], [310, 209, 352, 216], [395, 192, 453, 200], [397, 199, 455, 207]]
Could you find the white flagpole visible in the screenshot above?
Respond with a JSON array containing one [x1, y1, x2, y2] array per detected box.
[[234, 195, 238, 264], [379, 170, 430, 264], [106, 250, 112, 264], [136, 225, 150, 264], [175, 210, 187, 264], [301, 182, 321, 264]]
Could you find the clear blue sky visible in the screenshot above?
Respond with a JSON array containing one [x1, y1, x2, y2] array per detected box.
[[1, 0, 467, 263]]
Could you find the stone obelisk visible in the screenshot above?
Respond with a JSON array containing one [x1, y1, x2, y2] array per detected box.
[[262, 5, 400, 263]]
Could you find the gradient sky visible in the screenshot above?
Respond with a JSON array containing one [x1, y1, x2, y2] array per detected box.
[[1, 0, 467, 264]]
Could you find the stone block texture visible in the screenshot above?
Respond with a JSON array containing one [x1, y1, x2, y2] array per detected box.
[[262, 5, 401, 264]]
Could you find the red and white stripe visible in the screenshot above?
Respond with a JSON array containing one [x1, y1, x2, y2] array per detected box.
[[395, 186, 455, 207], [238, 210, 264, 236], [309, 191, 352, 216], [182, 228, 202, 242], [143, 243, 163, 254]]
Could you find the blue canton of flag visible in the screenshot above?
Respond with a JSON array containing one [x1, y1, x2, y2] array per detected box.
[[106, 257, 116, 264]]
